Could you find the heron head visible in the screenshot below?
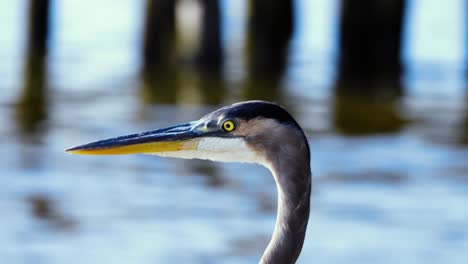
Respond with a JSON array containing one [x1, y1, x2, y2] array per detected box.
[[66, 101, 309, 169]]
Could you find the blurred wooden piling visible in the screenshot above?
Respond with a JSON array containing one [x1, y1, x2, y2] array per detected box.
[[333, 0, 407, 135], [337, 0, 406, 97], [464, 3, 468, 144], [26, 0, 50, 60], [462, 94, 468, 144], [16, 0, 50, 134], [462, 115, 468, 145], [246, 0, 293, 77], [142, 0, 177, 73], [243, 0, 294, 101], [196, 0, 225, 105], [197, 0, 223, 74], [140, 0, 178, 104]]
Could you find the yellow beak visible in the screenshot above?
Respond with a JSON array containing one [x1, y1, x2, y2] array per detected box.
[[66, 122, 201, 155]]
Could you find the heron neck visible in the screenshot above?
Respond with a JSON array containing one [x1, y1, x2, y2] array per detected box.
[[260, 163, 311, 264]]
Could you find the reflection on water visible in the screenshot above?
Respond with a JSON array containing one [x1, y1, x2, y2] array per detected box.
[[332, 92, 408, 135], [27, 194, 76, 232], [16, 53, 48, 135], [460, 99, 468, 145], [140, 69, 179, 104], [197, 72, 225, 105], [0, 0, 467, 264]]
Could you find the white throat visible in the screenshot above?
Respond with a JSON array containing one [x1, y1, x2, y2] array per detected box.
[[150, 137, 265, 164]]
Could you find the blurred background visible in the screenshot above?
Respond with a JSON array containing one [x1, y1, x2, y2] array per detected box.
[[0, 0, 467, 263]]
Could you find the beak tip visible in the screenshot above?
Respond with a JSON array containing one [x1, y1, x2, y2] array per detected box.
[[65, 146, 81, 154], [65, 144, 92, 155], [65, 146, 74, 152], [65, 122, 200, 156]]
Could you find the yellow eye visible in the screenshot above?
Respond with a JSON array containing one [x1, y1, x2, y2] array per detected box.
[[222, 120, 236, 132]]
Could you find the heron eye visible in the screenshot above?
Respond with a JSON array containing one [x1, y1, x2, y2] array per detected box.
[[222, 120, 236, 132]]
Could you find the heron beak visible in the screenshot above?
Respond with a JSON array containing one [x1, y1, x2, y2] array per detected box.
[[66, 122, 202, 155]]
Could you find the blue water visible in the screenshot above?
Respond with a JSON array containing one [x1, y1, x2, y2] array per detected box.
[[0, 0, 467, 263]]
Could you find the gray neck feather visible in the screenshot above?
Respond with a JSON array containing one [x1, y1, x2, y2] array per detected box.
[[260, 155, 311, 264]]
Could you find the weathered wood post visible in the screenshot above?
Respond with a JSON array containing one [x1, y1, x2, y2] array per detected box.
[[142, 0, 177, 72], [16, 0, 50, 134], [243, 0, 294, 101], [337, 0, 406, 96], [196, 0, 225, 105], [464, 3, 468, 144], [197, 0, 223, 73], [333, 0, 407, 134], [140, 0, 178, 104]]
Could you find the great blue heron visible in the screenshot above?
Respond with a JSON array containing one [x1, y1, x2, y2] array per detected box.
[[67, 100, 311, 264]]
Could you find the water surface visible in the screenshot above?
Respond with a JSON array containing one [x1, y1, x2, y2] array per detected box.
[[0, 0, 467, 263]]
